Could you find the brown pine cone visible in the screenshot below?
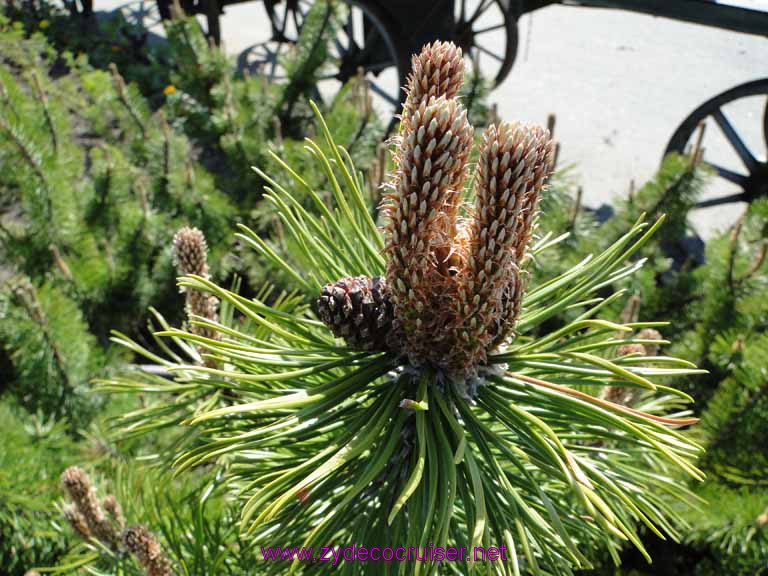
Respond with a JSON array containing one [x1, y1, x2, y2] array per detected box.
[[316, 276, 400, 352]]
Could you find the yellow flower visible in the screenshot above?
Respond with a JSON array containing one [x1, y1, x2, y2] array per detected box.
[[39, 19, 50, 29], [163, 85, 177, 96]]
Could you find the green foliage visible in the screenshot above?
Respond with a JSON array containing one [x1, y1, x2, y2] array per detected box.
[[538, 160, 768, 575], [90, 107, 706, 576], [51, 465, 263, 575], [0, 279, 104, 425], [0, 15, 236, 426], [0, 402, 81, 575]]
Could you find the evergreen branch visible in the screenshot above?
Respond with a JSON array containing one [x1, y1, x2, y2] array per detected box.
[[31, 70, 58, 155], [109, 63, 147, 138], [11, 278, 74, 402], [0, 115, 49, 188]]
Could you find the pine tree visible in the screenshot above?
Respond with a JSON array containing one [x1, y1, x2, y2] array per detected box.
[[92, 44, 705, 576], [0, 16, 235, 426]]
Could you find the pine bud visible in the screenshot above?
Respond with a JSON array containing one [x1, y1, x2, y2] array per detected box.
[[383, 96, 473, 366], [60, 466, 120, 549], [601, 385, 641, 407], [123, 526, 174, 576], [172, 227, 219, 344], [317, 276, 400, 352], [617, 343, 648, 357], [172, 226, 210, 278]]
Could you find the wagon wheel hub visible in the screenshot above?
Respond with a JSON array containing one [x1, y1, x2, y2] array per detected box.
[[743, 164, 768, 203], [454, 21, 475, 53]]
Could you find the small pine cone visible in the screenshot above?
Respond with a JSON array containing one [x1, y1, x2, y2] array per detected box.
[[63, 504, 92, 540], [316, 276, 399, 352], [123, 526, 174, 576], [171, 226, 209, 278], [451, 122, 554, 369], [601, 385, 641, 407], [60, 467, 120, 549], [400, 41, 465, 135], [103, 495, 125, 530], [617, 342, 647, 357], [636, 328, 663, 356]]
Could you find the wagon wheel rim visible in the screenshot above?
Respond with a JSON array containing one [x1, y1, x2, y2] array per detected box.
[[665, 79, 768, 208], [115, 0, 164, 30], [764, 95, 768, 150], [237, 0, 311, 82], [454, 0, 518, 86]]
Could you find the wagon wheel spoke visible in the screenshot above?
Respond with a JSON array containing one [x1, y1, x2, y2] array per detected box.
[[334, 19, 388, 77], [703, 161, 749, 186], [353, 27, 385, 71], [335, 15, 357, 54], [265, 0, 280, 38], [369, 81, 399, 106], [466, 0, 494, 26], [280, 1, 290, 38], [270, 43, 284, 78], [459, 0, 467, 23], [712, 108, 758, 172], [474, 43, 504, 63], [474, 22, 506, 35], [697, 192, 750, 208], [345, 11, 356, 51], [292, 6, 301, 35]]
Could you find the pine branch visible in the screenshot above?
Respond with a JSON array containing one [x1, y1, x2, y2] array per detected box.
[[109, 63, 147, 138], [30, 70, 58, 155]]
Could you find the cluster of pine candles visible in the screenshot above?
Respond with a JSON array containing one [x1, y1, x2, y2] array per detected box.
[[57, 41, 704, 576], [317, 41, 554, 381]]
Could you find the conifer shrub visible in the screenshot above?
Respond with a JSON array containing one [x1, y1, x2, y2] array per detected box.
[[0, 404, 81, 575], [92, 43, 706, 576], [0, 4, 384, 428], [539, 157, 768, 575], [0, 15, 236, 426]]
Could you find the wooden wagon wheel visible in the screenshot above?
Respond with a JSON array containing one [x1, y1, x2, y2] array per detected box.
[[665, 79, 768, 208], [454, 0, 518, 86], [237, 0, 406, 117], [112, 0, 165, 30]]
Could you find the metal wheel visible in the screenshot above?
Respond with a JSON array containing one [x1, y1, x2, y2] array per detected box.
[[665, 79, 768, 208], [237, 0, 405, 118], [453, 0, 518, 86], [116, 0, 164, 31]]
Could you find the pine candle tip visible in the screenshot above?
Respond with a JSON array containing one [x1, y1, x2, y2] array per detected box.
[[403, 41, 465, 127]]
